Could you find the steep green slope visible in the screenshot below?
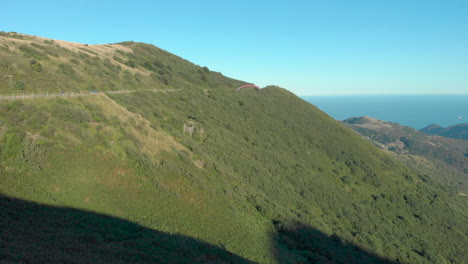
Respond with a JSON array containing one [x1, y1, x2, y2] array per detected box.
[[0, 33, 467, 263], [111, 88, 467, 263]]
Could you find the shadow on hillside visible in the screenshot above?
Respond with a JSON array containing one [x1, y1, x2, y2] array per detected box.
[[271, 221, 398, 264], [0, 194, 254, 264]]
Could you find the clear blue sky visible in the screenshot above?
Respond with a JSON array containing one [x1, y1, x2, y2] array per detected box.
[[2, 0, 468, 95]]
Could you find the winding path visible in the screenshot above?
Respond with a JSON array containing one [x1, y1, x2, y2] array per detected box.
[[0, 89, 180, 101]]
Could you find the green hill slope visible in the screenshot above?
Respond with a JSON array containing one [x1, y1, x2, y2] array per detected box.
[[0, 32, 467, 264]]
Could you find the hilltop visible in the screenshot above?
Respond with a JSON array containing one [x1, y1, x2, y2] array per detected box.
[[419, 124, 444, 135], [0, 32, 467, 263], [421, 123, 468, 140], [0, 32, 244, 95], [342, 116, 381, 125]]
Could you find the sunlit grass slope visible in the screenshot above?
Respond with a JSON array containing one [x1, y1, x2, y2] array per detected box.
[[0, 32, 243, 94], [0, 32, 466, 263]]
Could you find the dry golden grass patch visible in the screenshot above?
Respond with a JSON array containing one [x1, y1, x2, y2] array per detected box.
[[89, 94, 186, 155], [0, 33, 150, 76]]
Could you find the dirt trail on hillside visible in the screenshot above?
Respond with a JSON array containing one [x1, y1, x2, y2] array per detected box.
[[0, 89, 180, 101]]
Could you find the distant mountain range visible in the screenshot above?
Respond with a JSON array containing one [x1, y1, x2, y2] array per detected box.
[[343, 116, 468, 192], [420, 123, 468, 140]]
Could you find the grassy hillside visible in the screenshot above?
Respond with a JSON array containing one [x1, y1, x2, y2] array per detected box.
[[0, 32, 467, 263], [0, 31, 244, 94]]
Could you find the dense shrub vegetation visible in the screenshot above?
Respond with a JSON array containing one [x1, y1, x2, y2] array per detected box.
[[0, 33, 466, 263]]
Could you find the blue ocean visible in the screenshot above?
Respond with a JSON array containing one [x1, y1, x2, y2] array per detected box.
[[302, 95, 468, 129]]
